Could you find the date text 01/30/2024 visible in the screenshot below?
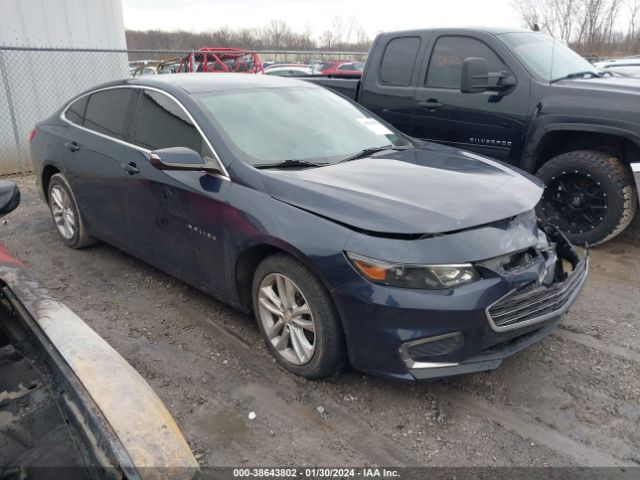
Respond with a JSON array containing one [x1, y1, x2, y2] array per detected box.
[[232, 468, 400, 478]]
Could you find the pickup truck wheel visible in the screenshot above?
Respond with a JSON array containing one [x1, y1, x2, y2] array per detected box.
[[47, 174, 97, 249], [536, 150, 637, 245], [252, 253, 346, 379]]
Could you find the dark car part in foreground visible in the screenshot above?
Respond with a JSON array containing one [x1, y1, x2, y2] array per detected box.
[[0, 180, 198, 478], [30, 74, 587, 381], [308, 28, 640, 245]]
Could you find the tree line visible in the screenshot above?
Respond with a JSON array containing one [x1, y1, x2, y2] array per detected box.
[[125, 17, 372, 53], [513, 0, 640, 56]]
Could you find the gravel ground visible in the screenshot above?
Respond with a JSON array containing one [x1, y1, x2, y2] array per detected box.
[[2, 174, 639, 468]]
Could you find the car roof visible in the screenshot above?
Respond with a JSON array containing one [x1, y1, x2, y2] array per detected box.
[[266, 66, 312, 71], [126, 73, 319, 94], [603, 58, 640, 65], [381, 26, 534, 37]]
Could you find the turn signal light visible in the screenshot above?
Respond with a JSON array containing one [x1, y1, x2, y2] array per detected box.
[[351, 257, 388, 281]]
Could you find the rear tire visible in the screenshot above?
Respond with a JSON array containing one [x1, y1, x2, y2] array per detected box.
[[536, 150, 637, 245], [47, 173, 96, 249], [252, 253, 346, 379]]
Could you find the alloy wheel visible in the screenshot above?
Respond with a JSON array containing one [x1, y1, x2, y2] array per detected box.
[[50, 184, 76, 240], [540, 171, 607, 234], [257, 273, 316, 365]]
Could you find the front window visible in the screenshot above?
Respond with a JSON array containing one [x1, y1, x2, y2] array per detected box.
[[196, 86, 410, 167], [499, 32, 598, 83], [133, 89, 213, 158], [426, 36, 506, 89]]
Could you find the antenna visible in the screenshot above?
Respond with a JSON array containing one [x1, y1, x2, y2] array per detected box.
[[549, 37, 556, 85]]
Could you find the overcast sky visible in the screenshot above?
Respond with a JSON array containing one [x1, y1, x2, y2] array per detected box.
[[122, 0, 524, 38]]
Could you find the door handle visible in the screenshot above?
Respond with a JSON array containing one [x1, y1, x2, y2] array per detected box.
[[64, 141, 80, 152], [122, 161, 140, 175], [418, 99, 442, 110]]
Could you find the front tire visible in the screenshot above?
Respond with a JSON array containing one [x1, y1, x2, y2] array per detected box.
[[47, 173, 96, 249], [252, 253, 346, 379], [536, 150, 637, 245]]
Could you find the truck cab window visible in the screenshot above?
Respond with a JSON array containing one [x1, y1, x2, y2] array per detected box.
[[380, 36, 421, 86], [426, 36, 506, 89]]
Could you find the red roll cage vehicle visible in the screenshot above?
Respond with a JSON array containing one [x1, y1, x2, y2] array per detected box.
[[177, 47, 265, 73]]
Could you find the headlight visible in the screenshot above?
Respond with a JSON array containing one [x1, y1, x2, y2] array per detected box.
[[346, 252, 479, 290]]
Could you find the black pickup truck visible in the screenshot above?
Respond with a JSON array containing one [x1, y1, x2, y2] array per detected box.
[[309, 28, 640, 245]]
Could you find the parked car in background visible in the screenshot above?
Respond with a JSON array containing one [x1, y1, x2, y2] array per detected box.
[[264, 63, 306, 70], [308, 59, 324, 73], [130, 65, 157, 77], [0, 180, 198, 477], [30, 74, 587, 381], [264, 65, 313, 77], [594, 57, 640, 76], [309, 28, 640, 245], [158, 59, 182, 74], [177, 47, 264, 73], [319, 61, 364, 77]]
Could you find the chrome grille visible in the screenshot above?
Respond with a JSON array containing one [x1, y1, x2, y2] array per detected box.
[[487, 257, 588, 331]]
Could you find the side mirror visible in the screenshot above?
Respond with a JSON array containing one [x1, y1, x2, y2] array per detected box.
[[149, 147, 222, 175], [461, 57, 516, 94], [0, 180, 20, 218], [461, 57, 489, 93]]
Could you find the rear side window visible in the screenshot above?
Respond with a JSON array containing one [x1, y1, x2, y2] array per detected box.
[[65, 96, 88, 126], [380, 36, 421, 86], [426, 36, 506, 89], [83, 89, 134, 140], [133, 89, 206, 155]]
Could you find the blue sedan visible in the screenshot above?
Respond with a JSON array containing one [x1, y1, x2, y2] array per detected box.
[[30, 74, 587, 380]]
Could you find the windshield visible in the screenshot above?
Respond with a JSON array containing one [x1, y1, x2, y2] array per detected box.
[[499, 32, 598, 83], [196, 86, 410, 166]]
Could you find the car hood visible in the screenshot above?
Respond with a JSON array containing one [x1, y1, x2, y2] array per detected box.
[[555, 76, 640, 94], [261, 144, 543, 235]]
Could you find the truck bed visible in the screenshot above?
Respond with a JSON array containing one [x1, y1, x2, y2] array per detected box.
[[305, 77, 360, 99]]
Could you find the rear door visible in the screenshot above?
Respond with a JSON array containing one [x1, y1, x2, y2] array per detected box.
[[61, 87, 136, 248], [120, 88, 230, 292], [411, 32, 531, 162]]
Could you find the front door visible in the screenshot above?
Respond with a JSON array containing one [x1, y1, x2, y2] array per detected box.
[[412, 34, 530, 162], [120, 88, 230, 292]]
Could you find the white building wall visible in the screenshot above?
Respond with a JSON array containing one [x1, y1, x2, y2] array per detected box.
[[0, 0, 129, 174]]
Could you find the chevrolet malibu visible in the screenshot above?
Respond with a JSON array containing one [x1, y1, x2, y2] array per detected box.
[[30, 75, 588, 380]]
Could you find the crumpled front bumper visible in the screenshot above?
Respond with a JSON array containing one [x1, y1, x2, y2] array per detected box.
[[406, 237, 589, 380]]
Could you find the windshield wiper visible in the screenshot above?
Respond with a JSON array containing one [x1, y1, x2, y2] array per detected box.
[[550, 71, 602, 83], [255, 159, 327, 170], [338, 145, 410, 164]]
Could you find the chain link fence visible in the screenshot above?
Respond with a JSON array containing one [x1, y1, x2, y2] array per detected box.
[[0, 47, 367, 175]]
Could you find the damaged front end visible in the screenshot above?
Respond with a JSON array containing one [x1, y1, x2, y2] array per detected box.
[[335, 209, 589, 380], [481, 224, 588, 333]]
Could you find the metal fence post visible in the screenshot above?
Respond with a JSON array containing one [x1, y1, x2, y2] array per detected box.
[[0, 49, 25, 173]]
